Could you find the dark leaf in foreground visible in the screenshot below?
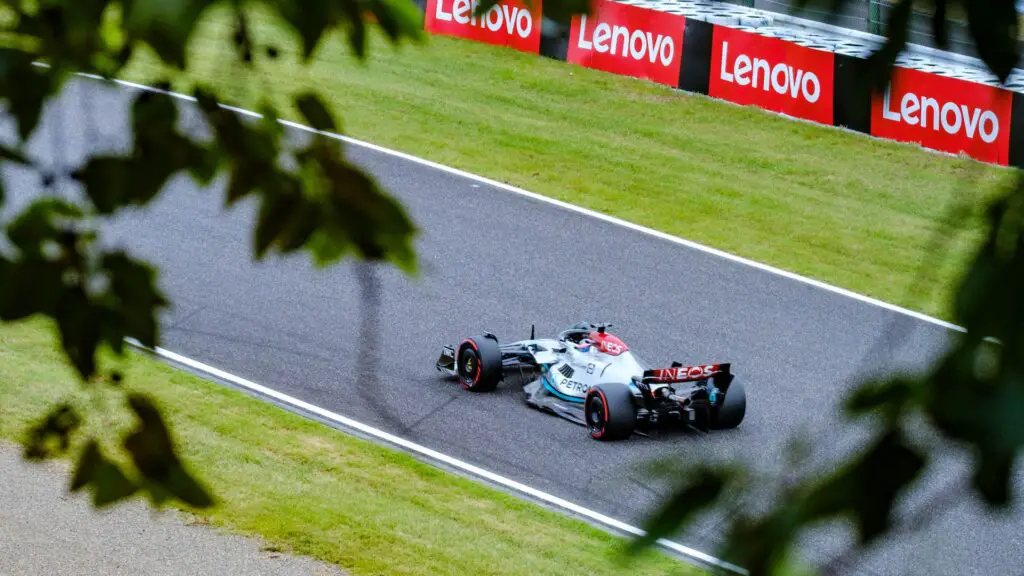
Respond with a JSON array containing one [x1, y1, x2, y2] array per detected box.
[[0, 200, 82, 323], [69, 439, 141, 506], [22, 404, 82, 461], [965, 0, 1019, 82], [863, 0, 913, 92], [0, 143, 30, 165], [930, 0, 949, 49], [802, 428, 927, 544], [719, 429, 926, 574], [253, 185, 303, 258], [0, 197, 169, 379], [73, 90, 217, 214], [69, 439, 103, 491], [295, 92, 337, 132], [100, 251, 170, 351], [310, 147, 419, 272], [926, 347, 1024, 506], [123, 394, 214, 508], [271, 0, 333, 60], [0, 47, 59, 141], [627, 465, 732, 556], [844, 375, 919, 422], [122, 0, 211, 69], [368, 0, 426, 43]]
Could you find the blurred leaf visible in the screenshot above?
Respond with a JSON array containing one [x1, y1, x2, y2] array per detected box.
[[5, 198, 84, 258], [122, 0, 211, 69], [0, 47, 59, 140], [123, 393, 214, 508], [275, 200, 321, 252], [231, 7, 254, 63], [964, 0, 1019, 82], [0, 143, 30, 165], [295, 92, 337, 132], [801, 428, 927, 544], [16, 0, 109, 69], [864, 0, 913, 92], [472, 0, 502, 18], [931, 0, 948, 49], [844, 375, 919, 422], [0, 255, 63, 322], [341, 0, 367, 59], [69, 438, 141, 506], [91, 456, 141, 506], [0, 200, 86, 338], [22, 403, 82, 461], [369, 0, 426, 43], [72, 90, 217, 214], [627, 465, 732, 555], [69, 439, 103, 491], [0, 197, 169, 379], [192, 87, 278, 206], [926, 345, 1024, 506], [56, 288, 104, 381], [718, 428, 926, 574], [526, 0, 590, 25], [99, 250, 170, 351], [307, 146, 419, 273], [269, 0, 334, 60], [253, 184, 302, 258]]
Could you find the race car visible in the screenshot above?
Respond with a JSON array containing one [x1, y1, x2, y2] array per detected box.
[[434, 321, 747, 441]]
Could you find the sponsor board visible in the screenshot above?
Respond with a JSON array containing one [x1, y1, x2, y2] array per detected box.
[[567, 0, 685, 87], [425, 0, 542, 54], [871, 66, 1013, 165], [710, 26, 834, 125]]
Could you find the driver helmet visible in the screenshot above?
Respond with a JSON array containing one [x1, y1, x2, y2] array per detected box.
[[577, 338, 595, 353]]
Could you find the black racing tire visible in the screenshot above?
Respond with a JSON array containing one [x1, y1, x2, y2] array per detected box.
[[584, 383, 636, 441], [710, 377, 746, 430], [456, 335, 502, 392]]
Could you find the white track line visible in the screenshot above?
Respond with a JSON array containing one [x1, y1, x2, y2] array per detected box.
[[122, 338, 748, 575]]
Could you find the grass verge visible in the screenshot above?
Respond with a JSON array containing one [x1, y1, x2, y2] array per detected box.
[[116, 2, 1020, 322], [0, 318, 700, 576]]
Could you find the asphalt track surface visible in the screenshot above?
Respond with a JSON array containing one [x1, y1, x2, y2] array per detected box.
[[3, 78, 1023, 576]]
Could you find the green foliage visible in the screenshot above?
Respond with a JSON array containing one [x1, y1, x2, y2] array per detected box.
[[603, 2, 1024, 575], [0, 0, 1021, 574], [0, 0, 431, 513], [793, 0, 1020, 83]]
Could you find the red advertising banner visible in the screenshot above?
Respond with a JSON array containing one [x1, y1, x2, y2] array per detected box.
[[871, 66, 1013, 165], [566, 0, 686, 87], [709, 26, 835, 125], [425, 0, 542, 54]]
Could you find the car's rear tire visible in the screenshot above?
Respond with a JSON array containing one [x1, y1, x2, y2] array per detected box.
[[710, 377, 746, 430], [456, 335, 502, 392], [585, 383, 636, 441]]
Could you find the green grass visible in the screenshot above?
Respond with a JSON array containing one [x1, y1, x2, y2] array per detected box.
[[0, 317, 700, 576], [116, 3, 1019, 322]]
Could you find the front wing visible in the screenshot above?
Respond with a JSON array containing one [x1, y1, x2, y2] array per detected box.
[[435, 345, 458, 377]]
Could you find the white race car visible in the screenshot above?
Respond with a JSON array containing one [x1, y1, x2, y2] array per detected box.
[[435, 321, 747, 440]]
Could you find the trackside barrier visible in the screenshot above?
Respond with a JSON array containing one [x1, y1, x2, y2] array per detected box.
[[419, 0, 1024, 169]]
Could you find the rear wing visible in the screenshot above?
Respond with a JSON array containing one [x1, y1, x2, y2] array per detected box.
[[640, 363, 731, 384]]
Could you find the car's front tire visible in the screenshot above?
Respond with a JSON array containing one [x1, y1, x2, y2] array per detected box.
[[585, 383, 636, 441], [456, 335, 502, 392]]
